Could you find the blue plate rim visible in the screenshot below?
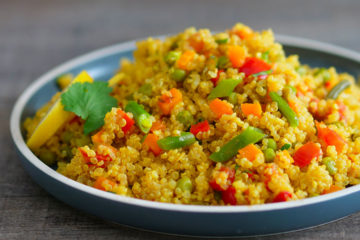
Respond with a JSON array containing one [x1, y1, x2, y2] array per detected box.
[[10, 34, 360, 213]]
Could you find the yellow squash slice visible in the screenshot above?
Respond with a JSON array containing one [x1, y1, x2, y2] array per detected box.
[[27, 71, 93, 150]]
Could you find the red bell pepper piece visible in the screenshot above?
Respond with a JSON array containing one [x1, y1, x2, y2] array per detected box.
[[273, 191, 292, 202], [239, 57, 272, 77], [222, 186, 237, 205], [190, 120, 210, 136], [209, 167, 235, 191], [293, 142, 322, 168]]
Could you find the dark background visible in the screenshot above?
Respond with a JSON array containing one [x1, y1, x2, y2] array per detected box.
[[1, 0, 360, 239]]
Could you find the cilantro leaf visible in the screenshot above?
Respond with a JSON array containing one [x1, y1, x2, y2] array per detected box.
[[61, 81, 118, 134]]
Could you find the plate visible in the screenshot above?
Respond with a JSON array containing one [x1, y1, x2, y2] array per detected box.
[[10, 35, 360, 237]]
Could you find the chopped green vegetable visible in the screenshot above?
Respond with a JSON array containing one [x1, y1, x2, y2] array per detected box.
[[176, 110, 194, 128], [39, 149, 57, 165], [315, 68, 331, 81], [264, 148, 276, 163], [61, 82, 118, 134], [61, 131, 73, 143], [210, 127, 265, 162], [171, 68, 187, 82], [177, 177, 193, 192], [322, 157, 337, 175], [326, 80, 351, 100], [296, 66, 306, 76], [125, 101, 153, 133], [217, 56, 229, 69], [157, 132, 196, 150], [228, 92, 238, 105], [280, 143, 291, 150], [261, 51, 270, 63], [251, 69, 273, 77], [165, 51, 181, 65], [269, 92, 299, 127], [267, 139, 277, 150], [139, 83, 152, 96], [216, 38, 228, 44], [74, 135, 91, 147], [208, 78, 242, 100], [235, 164, 240, 171]]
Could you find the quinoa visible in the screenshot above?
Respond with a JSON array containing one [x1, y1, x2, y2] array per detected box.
[[24, 23, 360, 205]]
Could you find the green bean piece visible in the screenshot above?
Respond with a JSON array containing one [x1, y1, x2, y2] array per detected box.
[[280, 143, 291, 150], [176, 110, 194, 128], [125, 101, 153, 133], [164, 51, 181, 65], [216, 38, 228, 44], [264, 148, 276, 163], [326, 80, 351, 100], [39, 150, 57, 165], [217, 56, 229, 69], [208, 78, 242, 100], [177, 177, 193, 192], [267, 139, 277, 150], [228, 92, 238, 105], [157, 132, 196, 150], [210, 127, 265, 163], [139, 83, 152, 96], [269, 92, 299, 127], [171, 68, 187, 82], [322, 157, 337, 175]]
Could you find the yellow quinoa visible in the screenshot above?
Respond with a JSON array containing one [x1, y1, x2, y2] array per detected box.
[[24, 23, 360, 205]]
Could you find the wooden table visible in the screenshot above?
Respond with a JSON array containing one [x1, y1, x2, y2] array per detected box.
[[1, 0, 360, 239]]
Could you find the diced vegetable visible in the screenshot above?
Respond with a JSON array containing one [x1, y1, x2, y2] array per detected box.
[[241, 102, 262, 117], [227, 45, 246, 68], [211, 69, 224, 86], [264, 148, 276, 163], [280, 143, 291, 151], [177, 50, 195, 70], [150, 119, 166, 132], [273, 191, 292, 202], [210, 127, 265, 162], [238, 57, 272, 77], [209, 98, 233, 119], [227, 92, 238, 105], [251, 69, 273, 78], [171, 68, 187, 82], [164, 51, 181, 65], [267, 139, 277, 150], [125, 101, 153, 133], [61, 131, 73, 143], [293, 142, 322, 168], [176, 110, 194, 128], [217, 56, 229, 69], [189, 34, 204, 53], [143, 133, 162, 156], [177, 177, 193, 192], [326, 80, 351, 99], [322, 157, 337, 175], [208, 78, 242, 100], [216, 38, 228, 44], [190, 120, 210, 136], [286, 85, 297, 94], [316, 122, 346, 153], [315, 68, 331, 81], [117, 109, 135, 134], [233, 26, 253, 39], [27, 71, 94, 150], [138, 83, 152, 96], [296, 66, 306, 76], [269, 92, 299, 127], [158, 88, 183, 115], [222, 186, 237, 205], [322, 185, 343, 195], [261, 51, 270, 63], [209, 166, 235, 191], [237, 144, 262, 162], [93, 177, 115, 191], [157, 132, 196, 150], [91, 129, 104, 144], [39, 149, 57, 165]]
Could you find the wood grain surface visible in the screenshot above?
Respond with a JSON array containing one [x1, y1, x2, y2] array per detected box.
[[1, 0, 360, 239]]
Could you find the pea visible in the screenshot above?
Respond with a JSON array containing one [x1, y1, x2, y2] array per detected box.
[[215, 38, 228, 44], [217, 56, 229, 69], [228, 92, 238, 105], [39, 150, 57, 165], [75, 135, 91, 147], [267, 139, 277, 150], [165, 51, 181, 65], [139, 83, 152, 96], [322, 157, 337, 175], [315, 68, 331, 82], [264, 148, 276, 163], [177, 177, 193, 192], [171, 68, 187, 82], [176, 110, 194, 128], [61, 131, 73, 143]]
